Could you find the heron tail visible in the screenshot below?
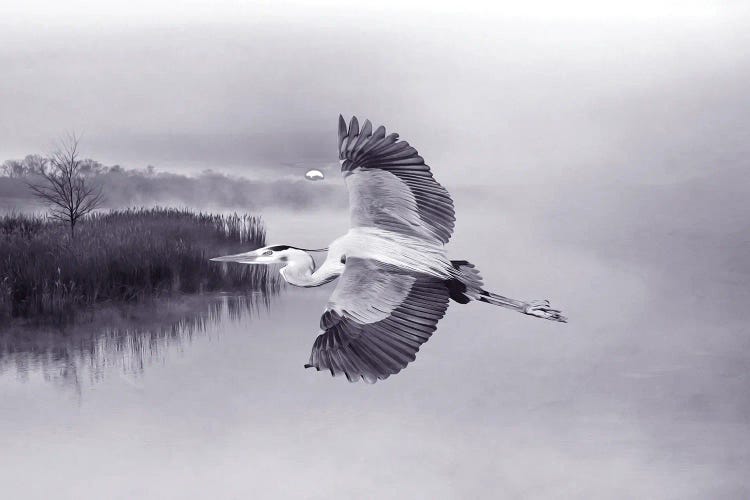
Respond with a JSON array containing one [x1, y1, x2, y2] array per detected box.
[[446, 260, 485, 304]]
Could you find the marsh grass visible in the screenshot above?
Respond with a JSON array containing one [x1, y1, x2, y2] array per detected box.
[[0, 208, 276, 320]]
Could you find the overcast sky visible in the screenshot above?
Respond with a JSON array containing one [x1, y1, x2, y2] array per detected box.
[[1, 1, 748, 186]]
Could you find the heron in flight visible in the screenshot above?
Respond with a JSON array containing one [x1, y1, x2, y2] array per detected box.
[[212, 116, 566, 383]]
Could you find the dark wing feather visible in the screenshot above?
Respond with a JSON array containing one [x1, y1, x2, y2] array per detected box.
[[306, 257, 451, 383], [338, 115, 456, 244]]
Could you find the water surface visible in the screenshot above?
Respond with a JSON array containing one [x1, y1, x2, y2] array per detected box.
[[1, 204, 747, 499]]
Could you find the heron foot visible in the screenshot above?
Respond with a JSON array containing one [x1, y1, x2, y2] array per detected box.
[[524, 300, 567, 323]]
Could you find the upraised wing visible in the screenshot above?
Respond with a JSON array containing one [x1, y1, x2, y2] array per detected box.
[[338, 116, 456, 244], [305, 257, 450, 383]]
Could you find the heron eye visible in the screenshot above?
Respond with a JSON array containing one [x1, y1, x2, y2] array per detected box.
[[262, 250, 273, 256]]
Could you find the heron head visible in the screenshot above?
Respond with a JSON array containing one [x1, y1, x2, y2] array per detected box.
[[210, 245, 319, 266]]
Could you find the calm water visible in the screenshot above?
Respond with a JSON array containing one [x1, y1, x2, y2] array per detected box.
[[1, 204, 748, 499]]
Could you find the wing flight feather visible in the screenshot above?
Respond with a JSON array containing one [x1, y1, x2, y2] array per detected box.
[[306, 257, 450, 383], [338, 116, 456, 244]]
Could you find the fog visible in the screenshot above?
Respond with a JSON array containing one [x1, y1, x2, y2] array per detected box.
[[0, 165, 347, 213], [1, 1, 749, 499], [1, 2, 747, 186]]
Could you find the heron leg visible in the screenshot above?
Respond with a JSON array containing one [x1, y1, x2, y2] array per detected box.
[[523, 299, 567, 322], [480, 292, 567, 323]]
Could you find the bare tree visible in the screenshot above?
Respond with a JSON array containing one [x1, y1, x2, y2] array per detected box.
[[28, 134, 103, 239], [1, 155, 48, 178], [1, 159, 24, 177]]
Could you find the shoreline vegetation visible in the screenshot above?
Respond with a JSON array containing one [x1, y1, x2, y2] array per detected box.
[[0, 208, 276, 323], [0, 153, 345, 214]]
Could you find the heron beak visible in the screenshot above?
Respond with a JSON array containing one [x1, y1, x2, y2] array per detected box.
[[209, 251, 260, 264]]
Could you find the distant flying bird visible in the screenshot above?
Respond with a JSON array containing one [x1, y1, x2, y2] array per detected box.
[[305, 169, 325, 181], [212, 116, 566, 383]]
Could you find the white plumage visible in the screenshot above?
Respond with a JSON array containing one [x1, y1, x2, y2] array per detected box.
[[211, 116, 566, 383]]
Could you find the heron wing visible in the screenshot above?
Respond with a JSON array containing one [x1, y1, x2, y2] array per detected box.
[[338, 116, 456, 244], [305, 257, 451, 383]]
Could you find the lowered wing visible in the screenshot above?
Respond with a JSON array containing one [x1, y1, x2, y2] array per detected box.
[[305, 257, 451, 383]]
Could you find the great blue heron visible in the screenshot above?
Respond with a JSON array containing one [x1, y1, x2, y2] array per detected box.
[[212, 116, 566, 383]]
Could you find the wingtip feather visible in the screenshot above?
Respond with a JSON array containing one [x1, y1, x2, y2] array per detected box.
[[348, 116, 359, 139], [338, 115, 348, 155]]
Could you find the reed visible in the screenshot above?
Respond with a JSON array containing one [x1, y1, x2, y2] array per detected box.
[[0, 208, 274, 320]]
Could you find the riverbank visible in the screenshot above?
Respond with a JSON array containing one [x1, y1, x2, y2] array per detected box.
[[0, 208, 273, 321]]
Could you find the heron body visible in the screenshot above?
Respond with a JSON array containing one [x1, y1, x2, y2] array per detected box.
[[212, 116, 566, 383]]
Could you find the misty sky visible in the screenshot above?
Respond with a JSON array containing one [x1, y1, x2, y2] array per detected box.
[[1, 1, 748, 187], [1, 2, 750, 498]]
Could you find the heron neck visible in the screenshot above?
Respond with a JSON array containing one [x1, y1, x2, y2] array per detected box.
[[280, 259, 337, 288]]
